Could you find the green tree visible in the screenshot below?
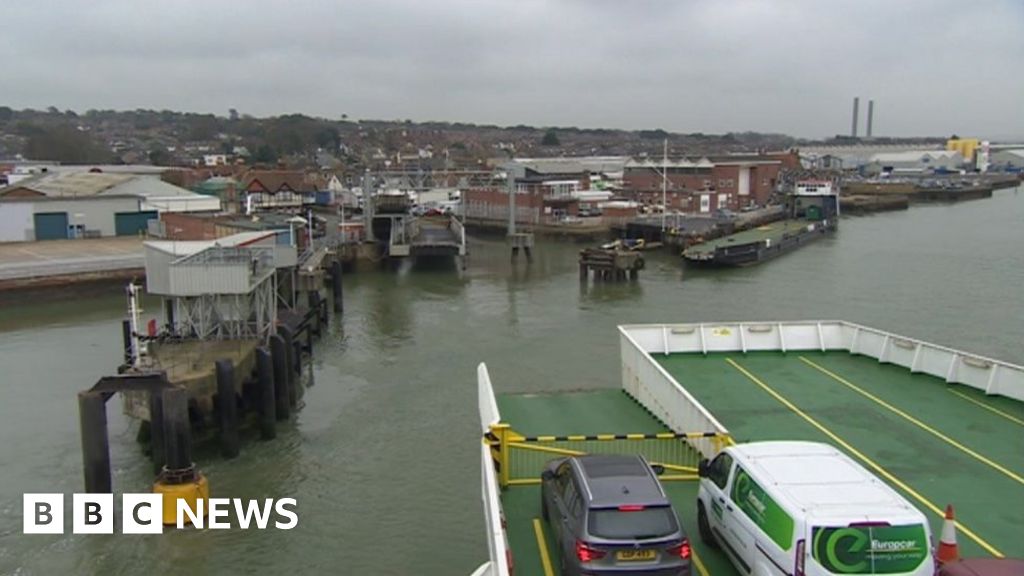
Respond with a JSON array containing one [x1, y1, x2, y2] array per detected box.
[[23, 125, 113, 163], [541, 129, 560, 146], [0, 106, 13, 123], [148, 147, 171, 166], [253, 144, 278, 164], [185, 114, 221, 141]]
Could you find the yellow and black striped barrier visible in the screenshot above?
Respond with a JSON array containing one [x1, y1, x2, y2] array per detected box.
[[486, 423, 733, 487], [518, 431, 721, 442]]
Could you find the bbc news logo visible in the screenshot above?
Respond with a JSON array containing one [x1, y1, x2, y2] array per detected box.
[[23, 494, 298, 534]]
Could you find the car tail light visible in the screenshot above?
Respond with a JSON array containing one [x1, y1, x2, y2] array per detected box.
[[796, 539, 806, 576], [618, 505, 645, 511], [576, 540, 606, 563], [669, 538, 692, 559]]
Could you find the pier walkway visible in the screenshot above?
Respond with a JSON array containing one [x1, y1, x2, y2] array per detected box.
[[0, 237, 144, 287]]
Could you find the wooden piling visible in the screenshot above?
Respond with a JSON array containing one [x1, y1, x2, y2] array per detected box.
[[308, 291, 322, 336], [79, 392, 111, 493], [305, 319, 314, 352], [332, 259, 344, 314], [148, 390, 165, 474], [162, 387, 192, 471], [270, 334, 291, 420], [290, 339, 301, 407], [256, 347, 276, 439], [215, 359, 240, 459]]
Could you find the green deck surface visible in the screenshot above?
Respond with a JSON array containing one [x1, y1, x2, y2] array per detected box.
[[654, 351, 1024, 560], [684, 220, 816, 256], [496, 390, 736, 576]]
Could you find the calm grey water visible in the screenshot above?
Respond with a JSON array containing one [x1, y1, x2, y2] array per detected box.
[[0, 188, 1022, 575]]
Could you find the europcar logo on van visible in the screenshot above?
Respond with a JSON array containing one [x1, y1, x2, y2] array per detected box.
[[812, 525, 928, 574]]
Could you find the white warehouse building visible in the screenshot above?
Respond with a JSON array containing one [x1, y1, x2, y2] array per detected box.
[[0, 172, 220, 242]]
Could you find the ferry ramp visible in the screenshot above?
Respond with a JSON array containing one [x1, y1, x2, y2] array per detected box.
[[389, 215, 466, 258], [494, 389, 740, 576], [650, 351, 1024, 560]]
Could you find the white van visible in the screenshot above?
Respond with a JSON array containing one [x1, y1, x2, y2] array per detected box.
[[697, 441, 935, 576]]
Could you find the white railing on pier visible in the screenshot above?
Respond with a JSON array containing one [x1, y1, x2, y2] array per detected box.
[[619, 320, 1024, 402], [619, 329, 730, 459], [477, 363, 511, 576]]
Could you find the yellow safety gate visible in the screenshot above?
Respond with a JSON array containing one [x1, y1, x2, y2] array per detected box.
[[486, 423, 734, 488]]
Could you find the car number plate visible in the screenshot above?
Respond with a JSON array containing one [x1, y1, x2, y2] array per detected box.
[[617, 549, 656, 561]]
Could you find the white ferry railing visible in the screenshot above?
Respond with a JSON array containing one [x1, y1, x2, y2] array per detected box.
[[477, 363, 511, 576], [619, 329, 730, 459], [619, 320, 1024, 403], [478, 363, 501, 432]]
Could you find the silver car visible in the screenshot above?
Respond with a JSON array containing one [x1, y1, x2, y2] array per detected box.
[[541, 454, 692, 576]]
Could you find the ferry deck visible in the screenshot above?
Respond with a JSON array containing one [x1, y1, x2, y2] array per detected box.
[[477, 321, 1024, 576]]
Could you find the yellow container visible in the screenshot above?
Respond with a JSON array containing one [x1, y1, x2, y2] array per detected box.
[[153, 473, 209, 526]]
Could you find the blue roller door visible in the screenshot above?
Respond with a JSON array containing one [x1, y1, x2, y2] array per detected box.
[[114, 211, 158, 236], [34, 212, 69, 240]]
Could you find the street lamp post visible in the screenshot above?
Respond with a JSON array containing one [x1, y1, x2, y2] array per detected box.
[[661, 139, 668, 233]]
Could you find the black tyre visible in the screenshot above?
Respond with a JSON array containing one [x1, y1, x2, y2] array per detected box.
[[698, 501, 718, 549], [541, 496, 549, 522]]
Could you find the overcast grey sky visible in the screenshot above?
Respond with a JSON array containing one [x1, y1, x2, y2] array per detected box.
[[3, 0, 1022, 139]]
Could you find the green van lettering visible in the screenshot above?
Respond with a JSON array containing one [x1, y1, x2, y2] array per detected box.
[[730, 466, 795, 550]]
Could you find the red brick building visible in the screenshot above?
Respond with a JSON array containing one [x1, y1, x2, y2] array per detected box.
[[623, 152, 797, 213]]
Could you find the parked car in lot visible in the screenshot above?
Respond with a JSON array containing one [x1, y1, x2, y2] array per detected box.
[[541, 454, 691, 576]]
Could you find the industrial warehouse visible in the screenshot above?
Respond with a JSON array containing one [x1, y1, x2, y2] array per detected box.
[[0, 168, 219, 242]]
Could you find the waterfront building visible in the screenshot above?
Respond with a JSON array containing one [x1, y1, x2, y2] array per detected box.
[[0, 171, 219, 242]]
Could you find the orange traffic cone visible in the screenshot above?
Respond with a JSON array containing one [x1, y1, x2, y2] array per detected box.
[[937, 504, 959, 565]]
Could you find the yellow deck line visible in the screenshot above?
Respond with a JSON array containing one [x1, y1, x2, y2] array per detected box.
[[799, 356, 1024, 486], [947, 388, 1024, 427], [692, 548, 711, 576], [725, 357, 1004, 558], [532, 518, 555, 576]]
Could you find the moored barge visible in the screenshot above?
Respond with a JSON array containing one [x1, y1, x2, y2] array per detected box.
[[683, 181, 838, 266]]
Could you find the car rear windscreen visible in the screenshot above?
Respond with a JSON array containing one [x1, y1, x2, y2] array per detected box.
[[588, 506, 678, 540], [811, 524, 930, 574]]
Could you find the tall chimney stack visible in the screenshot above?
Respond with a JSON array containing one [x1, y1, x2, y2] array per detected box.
[[852, 97, 860, 138], [867, 100, 874, 138]]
